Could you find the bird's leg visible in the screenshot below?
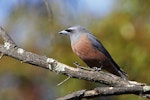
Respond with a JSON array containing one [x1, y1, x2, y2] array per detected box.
[[93, 65, 103, 71], [73, 61, 94, 71], [73, 61, 81, 68], [92, 61, 104, 71], [93, 67, 102, 71], [73, 61, 86, 69]]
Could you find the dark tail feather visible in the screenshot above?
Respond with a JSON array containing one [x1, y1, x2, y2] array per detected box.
[[110, 59, 128, 80], [117, 67, 128, 80]]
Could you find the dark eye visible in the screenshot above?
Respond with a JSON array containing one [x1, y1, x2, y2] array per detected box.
[[65, 29, 73, 32]]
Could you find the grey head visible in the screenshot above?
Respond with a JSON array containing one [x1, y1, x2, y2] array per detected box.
[[59, 25, 89, 45]]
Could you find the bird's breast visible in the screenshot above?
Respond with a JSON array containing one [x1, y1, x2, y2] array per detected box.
[[71, 34, 107, 61]]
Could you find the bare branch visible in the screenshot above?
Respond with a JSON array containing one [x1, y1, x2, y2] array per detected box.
[[0, 40, 142, 87], [57, 86, 150, 100]]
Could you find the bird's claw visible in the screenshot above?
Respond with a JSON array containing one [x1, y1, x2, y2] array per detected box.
[[93, 67, 102, 71], [93, 65, 103, 71]]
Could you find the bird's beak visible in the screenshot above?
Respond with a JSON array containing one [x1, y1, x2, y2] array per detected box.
[[58, 30, 68, 35]]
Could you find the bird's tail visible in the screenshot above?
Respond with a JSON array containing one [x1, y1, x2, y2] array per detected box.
[[107, 59, 128, 80], [116, 67, 128, 80], [111, 60, 128, 80]]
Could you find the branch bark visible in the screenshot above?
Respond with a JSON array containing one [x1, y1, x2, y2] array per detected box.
[[0, 26, 150, 99]]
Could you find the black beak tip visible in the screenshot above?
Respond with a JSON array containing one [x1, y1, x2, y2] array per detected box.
[[58, 30, 68, 35]]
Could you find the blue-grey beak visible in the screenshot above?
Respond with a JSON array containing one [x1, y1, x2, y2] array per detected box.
[[58, 30, 68, 35]]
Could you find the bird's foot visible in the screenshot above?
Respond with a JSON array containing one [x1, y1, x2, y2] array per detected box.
[[93, 67, 102, 72]]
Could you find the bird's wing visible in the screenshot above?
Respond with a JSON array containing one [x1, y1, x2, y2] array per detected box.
[[87, 33, 112, 59], [87, 33, 128, 79]]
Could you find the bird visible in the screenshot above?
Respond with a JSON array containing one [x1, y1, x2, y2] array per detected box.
[[59, 25, 128, 79]]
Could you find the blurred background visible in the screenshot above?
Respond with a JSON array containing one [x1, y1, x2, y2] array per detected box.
[[0, 0, 150, 100]]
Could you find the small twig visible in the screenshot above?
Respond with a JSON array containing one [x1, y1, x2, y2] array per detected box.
[[57, 76, 71, 86], [0, 27, 16, 46]]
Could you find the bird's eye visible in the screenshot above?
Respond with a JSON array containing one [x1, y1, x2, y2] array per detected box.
[[65, 29, 73, 32]]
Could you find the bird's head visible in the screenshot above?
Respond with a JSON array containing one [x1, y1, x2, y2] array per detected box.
[[59, 25, 88, 45], [59, 25, 88, 36]]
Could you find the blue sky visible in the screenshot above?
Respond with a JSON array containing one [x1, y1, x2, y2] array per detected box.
[[0, 0, 116, 25], [78, 0, 116, 16]]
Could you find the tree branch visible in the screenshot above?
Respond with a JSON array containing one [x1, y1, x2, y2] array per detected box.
[[57, 86, 150, 100], [0, 26, 150, 99]]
